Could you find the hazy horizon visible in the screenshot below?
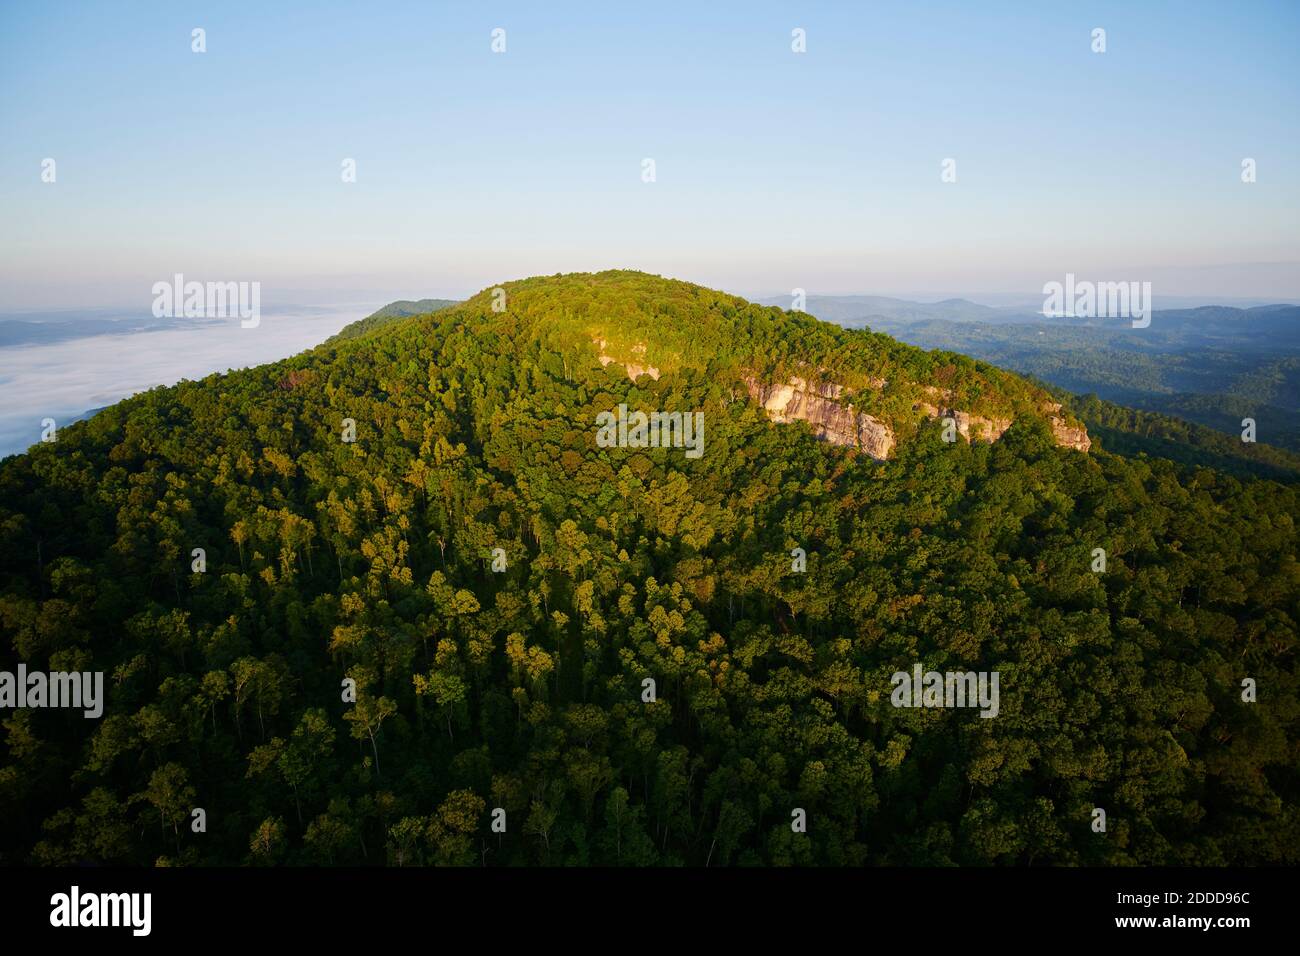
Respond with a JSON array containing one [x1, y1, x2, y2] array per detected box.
[[3, 0, 1299, 311], [2, 271, 1298, 317]]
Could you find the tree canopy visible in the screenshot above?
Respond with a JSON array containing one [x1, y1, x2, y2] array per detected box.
[[1, 271, 1295, 866]]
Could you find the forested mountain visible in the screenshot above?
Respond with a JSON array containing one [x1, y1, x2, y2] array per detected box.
[[0, 271, 1295, 867]]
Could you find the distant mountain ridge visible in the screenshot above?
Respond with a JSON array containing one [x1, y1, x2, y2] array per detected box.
[[776, 294, 1300, 453], [757, 295, 1007, 326], [324, 298, 460, 344], [761, 294, 1300, 333]]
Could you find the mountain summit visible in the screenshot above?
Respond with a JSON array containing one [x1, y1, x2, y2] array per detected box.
[[340, 271, 1089, 461]]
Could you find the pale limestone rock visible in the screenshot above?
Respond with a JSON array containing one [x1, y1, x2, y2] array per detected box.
[[748, 374, 1088, 458], [593, 337, 660, 380], [624, 363, 661, 381], [1050, 417, 1092, 452], [744, 376, 895, 460]]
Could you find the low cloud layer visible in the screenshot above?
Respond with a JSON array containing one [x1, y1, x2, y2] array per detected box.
[[0, 305, 377, 458]]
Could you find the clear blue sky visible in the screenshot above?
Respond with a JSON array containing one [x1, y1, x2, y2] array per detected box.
[[1, 0, 1297, 308]]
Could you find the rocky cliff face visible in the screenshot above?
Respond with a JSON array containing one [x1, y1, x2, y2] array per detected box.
[[743, 376, 895, 460], [913, 389, 1013, 443], [594, 338, 661, 381], [1046, 405, 1092, 452], [588, 325, 1090, 460], [744, 376, 1090, 460]]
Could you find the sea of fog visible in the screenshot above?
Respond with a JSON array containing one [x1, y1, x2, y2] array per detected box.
[[0, 304, 382, 459]]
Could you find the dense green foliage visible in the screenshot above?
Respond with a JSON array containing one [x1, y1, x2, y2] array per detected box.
[[325, 299, 459, 345], [1, 272, 1296, 866], [1050, 388, 1300, 483]]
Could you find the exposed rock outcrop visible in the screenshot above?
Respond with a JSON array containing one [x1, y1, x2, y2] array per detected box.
[[594, 338, 660, 381], [912, 401, 1013, 443], [743, 376, 895, 460], [1043, 402, 1092, 452], [1049, 417, 1091, 452], [744, 377, 1091, 459]]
